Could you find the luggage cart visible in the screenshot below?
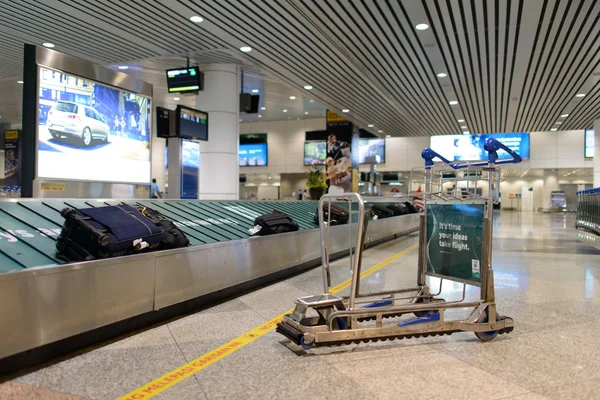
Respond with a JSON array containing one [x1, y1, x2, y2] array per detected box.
[[276, 138, 520, 348]]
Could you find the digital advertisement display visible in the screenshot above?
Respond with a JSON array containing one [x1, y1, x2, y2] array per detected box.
[[177, 105, 208, 141], [430, 133, 530, 161], [239, 143, 268, 167], [585, 129, 594, 158], [181, 139, 200, 199], [304, 141, 327, 165], [359, 138, 385, 164], [38, 67, 151, 184]]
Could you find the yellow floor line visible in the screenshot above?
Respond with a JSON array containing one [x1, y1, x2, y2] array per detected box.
[[118, 243, 418, 400]]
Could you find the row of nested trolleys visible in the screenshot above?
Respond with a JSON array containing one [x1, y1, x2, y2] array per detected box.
[[576, 188, 600, 235]]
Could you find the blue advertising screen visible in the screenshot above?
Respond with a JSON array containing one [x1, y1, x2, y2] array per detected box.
[[585, 129, 594, 158], [430, 133, 530, 161], [239, 143, 268, 166], [359, 138, 385, 164], [181, 139, 199, 199], [38, 66, 151, 184]]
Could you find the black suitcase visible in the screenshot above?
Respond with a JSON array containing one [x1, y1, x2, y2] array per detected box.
[[371, 204, 396, 219], [253, 210, 299, 236], [404, 201, 419, 214], [138, 206, 190, 250], [314, 203, 350, 226], [56, 204, 164, 261], [386, 203, 409, 216]]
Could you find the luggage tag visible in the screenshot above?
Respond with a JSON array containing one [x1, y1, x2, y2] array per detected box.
[[133, 238, 150, 250], [248, 225, 262, 235]]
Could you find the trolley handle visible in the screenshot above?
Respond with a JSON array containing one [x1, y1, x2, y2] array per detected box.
[[483, 138, 522, 165]]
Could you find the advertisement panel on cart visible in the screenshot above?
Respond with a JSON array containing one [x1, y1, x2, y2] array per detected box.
[[37, 66, 151, 184]]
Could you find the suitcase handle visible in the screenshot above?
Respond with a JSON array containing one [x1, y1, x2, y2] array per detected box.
[[61, 207, 111, 246]]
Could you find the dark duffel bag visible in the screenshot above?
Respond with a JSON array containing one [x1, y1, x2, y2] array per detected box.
[[138, 206, 190, 250], [404, 201, 419, 214], [56, 204, 164, 262], [314, 203, 350, 226], [253, 210, 299, 236], [371, 203, 396, 219], [386, 203, 409, 216]]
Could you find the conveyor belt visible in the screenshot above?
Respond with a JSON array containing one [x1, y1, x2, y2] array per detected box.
[[0, 199, 387, 273]]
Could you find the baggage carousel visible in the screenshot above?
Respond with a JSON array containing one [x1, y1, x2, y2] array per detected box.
[[0, 198, 419, 371]]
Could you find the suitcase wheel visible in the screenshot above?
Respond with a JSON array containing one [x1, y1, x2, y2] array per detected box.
[[97, 234, 111, 246]]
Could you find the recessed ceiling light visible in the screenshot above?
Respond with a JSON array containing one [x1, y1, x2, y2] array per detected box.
[[289, 96, 296, 100], [190, 15, 203, 23], [173, 97, 180, 101], [437, 73, 447, 78], [555, 121, 562, 124], [17, 80, 23, 84], [550, 128, 558, 131], [461, 125, 467, 129], [415, 23, 429, 31], [463, 131, 470, 135], [260, 107, 266, 110], [258, 115, 262, 118], [575, 93, 586, 98], [367, 124, 374, 127], [251, 89, 259, 93], [303, 85, 313, 90], [377, 130, 383, 133], [283, 109, 287, 112], [385, 135, 391, 138], [309, 100, 314, 103], [42, 42, 55, 48], [240, 46, 252, 52], [239, 119, 242, 122], [449, 100, 459, 105], [342, 109, 350, 113], [560, 114, 569, 118], [457, 119, 465, 122], [304, 111, 309, 114], [118, 65, 129, 70]]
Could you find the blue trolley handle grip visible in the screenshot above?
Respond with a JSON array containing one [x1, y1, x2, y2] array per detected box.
[[483, 138, 522, 165], [421, 148, 458, 169]]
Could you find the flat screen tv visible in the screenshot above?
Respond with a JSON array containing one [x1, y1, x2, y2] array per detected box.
[[176, 105, 208, 141], [359, 138, 385, 164], [585, 129, 594, 158], [166, 67, 202, 93], [430, 132, 530, 161], [239, 143, 268, 166], [304, 141, 327, 165], [37, 66, 151, 184]]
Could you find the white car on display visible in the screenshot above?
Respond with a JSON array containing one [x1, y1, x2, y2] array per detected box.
[[46, 101, 110, 146]]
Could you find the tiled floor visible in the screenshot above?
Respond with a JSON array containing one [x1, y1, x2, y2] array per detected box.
[[2, 211, 600, 399]]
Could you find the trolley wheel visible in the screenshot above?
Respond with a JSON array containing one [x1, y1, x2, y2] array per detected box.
[[300, 336, 314, 350], [475, 313, 500, 342], [414, 298, 445, 318]]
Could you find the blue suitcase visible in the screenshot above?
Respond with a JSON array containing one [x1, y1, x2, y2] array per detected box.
[[56, 204, 164, 261]]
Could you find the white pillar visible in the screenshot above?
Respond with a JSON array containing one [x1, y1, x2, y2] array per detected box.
[[542, 169, 559, 211], [194, 64, 240, 200], [594, 119, 600, 187]]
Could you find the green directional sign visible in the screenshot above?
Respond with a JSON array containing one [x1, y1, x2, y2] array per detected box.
[[426, 200, 485, 284]]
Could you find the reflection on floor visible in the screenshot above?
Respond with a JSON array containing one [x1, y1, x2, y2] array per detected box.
[[2, 212, 599, 399]]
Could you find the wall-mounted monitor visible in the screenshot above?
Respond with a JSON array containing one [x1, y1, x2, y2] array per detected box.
[[166, 67, 203, 93], [176, 105, 208, 141], [585, 129, 594, 158], [239, 143, 268, 167], [430, 133, 530, 161], [304, 141, 327, 165], [359, 138, 385, 164], [38, 66, 151, 184]]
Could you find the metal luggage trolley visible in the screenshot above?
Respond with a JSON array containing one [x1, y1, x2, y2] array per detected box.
[[276, 138, 520, 348]]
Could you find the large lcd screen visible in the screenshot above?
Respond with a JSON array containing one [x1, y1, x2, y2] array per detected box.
[[430, 133, 530, 161], [585, 129, 594, 158], [181, 139, 199, 199], [304, 141, 327, 165], [166, 67, 201, 93], [177, 105, 208, 141], [38, 67, 151, 183], [239, 143, 268, 167], [359, 138, 385, 164]]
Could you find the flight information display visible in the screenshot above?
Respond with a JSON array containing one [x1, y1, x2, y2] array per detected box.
[[166, 67, 202, 93], [430, 133, 530, 161], [177, 105, 208, 141], [585, 129, 594, 158]]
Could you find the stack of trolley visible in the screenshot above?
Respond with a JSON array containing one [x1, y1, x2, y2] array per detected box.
[[577, 187, 600, 235], [276, 138, 520, 348]]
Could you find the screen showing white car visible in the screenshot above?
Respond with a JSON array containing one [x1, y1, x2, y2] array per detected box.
[[38, 67, 151, 184]]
